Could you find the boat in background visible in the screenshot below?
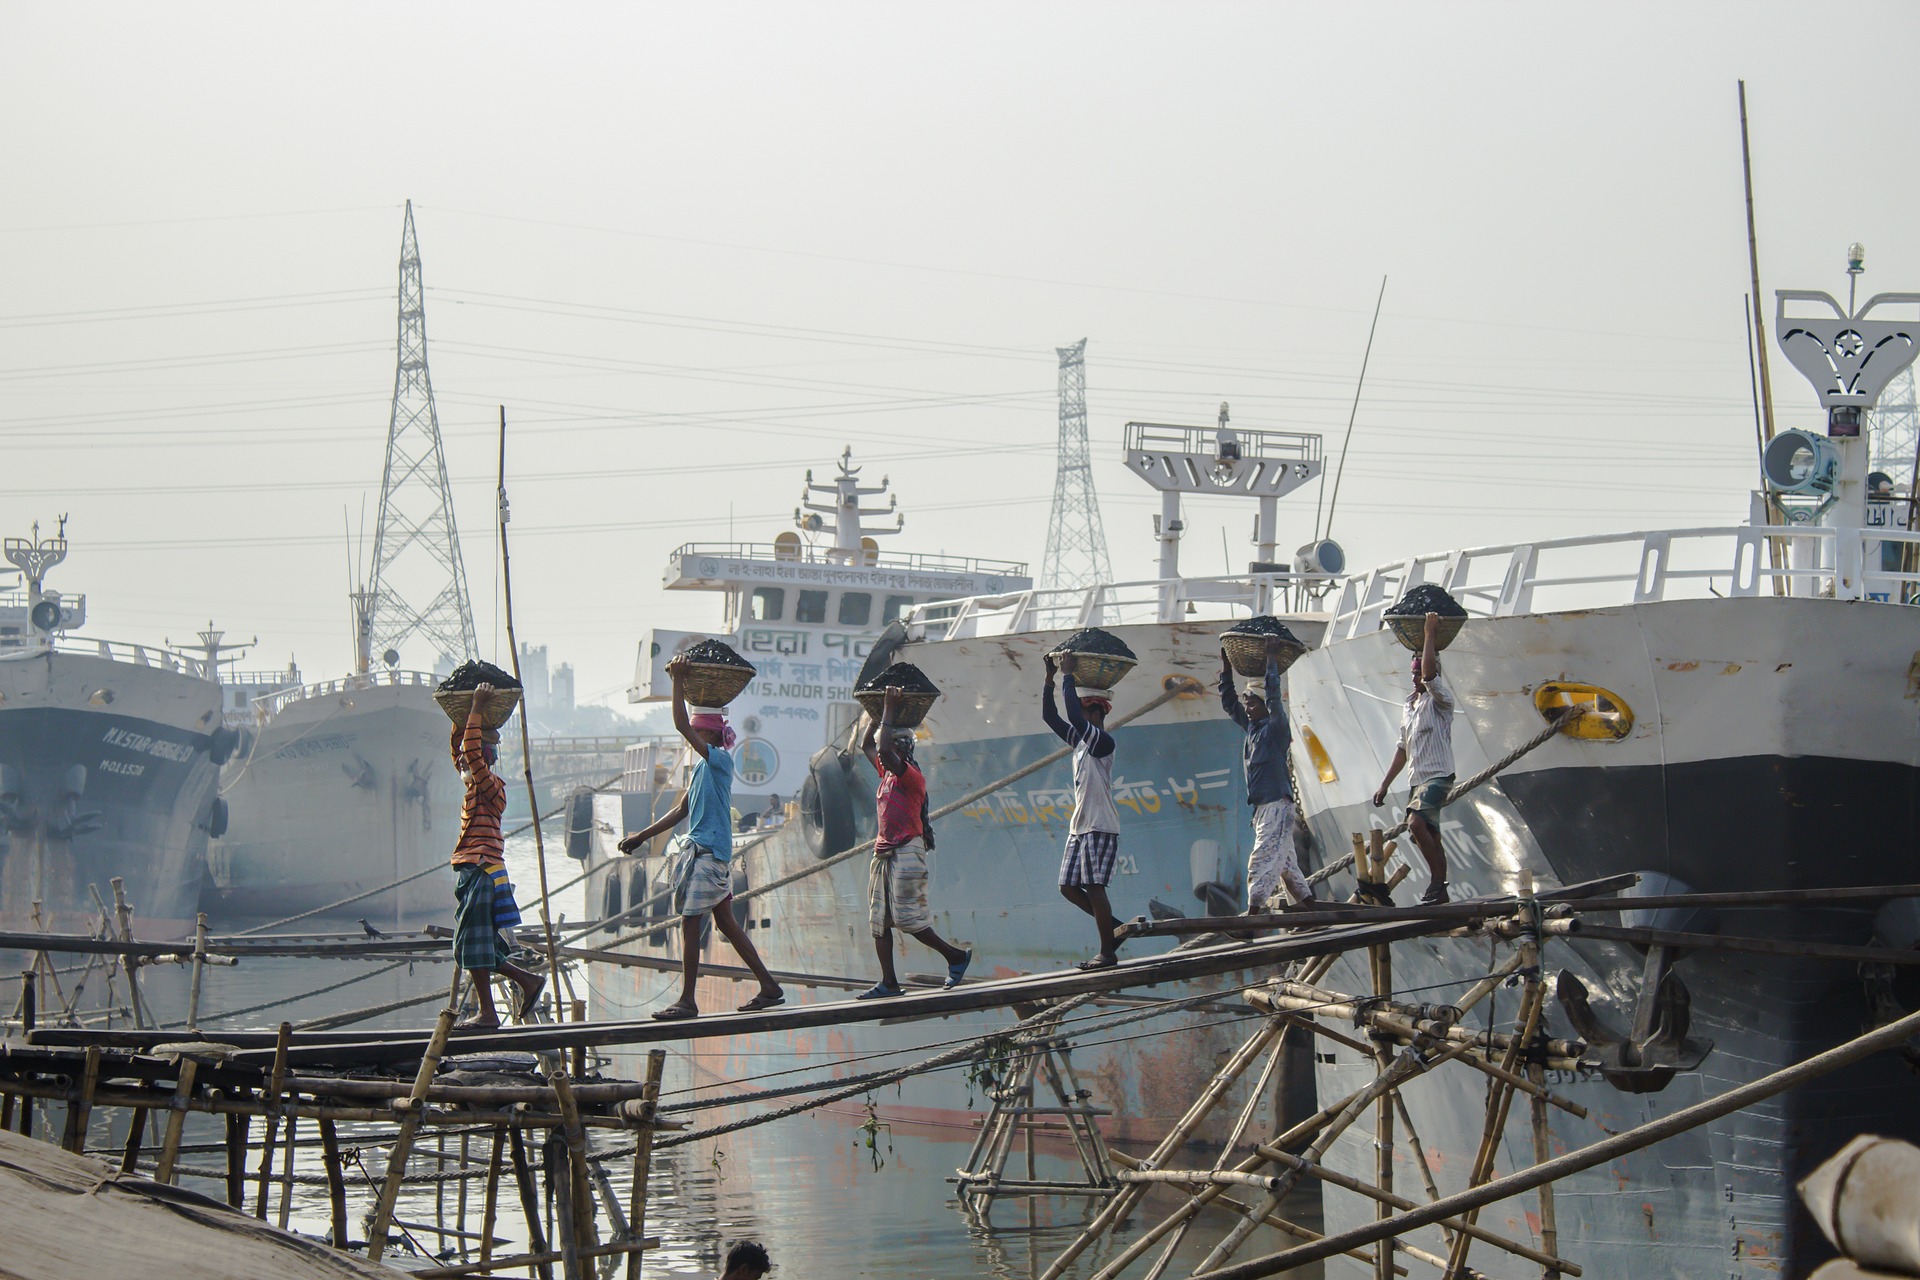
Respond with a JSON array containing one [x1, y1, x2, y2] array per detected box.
[[206, 588, 457, 926], [0, 521, 228, 940]]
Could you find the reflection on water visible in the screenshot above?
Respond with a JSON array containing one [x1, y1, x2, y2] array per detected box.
[[14, 835, 1320, 1277]]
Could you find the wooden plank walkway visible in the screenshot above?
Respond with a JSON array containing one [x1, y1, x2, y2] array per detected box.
[[28, 914, 1459, 1068]]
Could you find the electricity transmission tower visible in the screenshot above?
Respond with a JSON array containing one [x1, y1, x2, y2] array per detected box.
[[368, 201, 477, 669], [1040, 339, 1112, 590], [1871, 366, 1918, 491]]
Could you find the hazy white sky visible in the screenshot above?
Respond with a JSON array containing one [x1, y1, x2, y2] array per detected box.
[[4, 2, 1913, 703]]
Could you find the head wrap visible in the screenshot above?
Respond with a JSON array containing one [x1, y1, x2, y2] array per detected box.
[[886, 727, 917, 762], [1078, 692, 1113, 712], [690, 712, 736, 749]]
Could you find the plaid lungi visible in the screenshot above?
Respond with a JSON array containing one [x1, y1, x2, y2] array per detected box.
[[454, 863, 505, 970]]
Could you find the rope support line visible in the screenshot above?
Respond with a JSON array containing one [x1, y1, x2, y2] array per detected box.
[[1308, 707, 1583, 888]]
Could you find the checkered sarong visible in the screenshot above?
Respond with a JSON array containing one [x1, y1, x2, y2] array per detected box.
[[453, 864, 505, 970], [1059, 830, 1120, 888]]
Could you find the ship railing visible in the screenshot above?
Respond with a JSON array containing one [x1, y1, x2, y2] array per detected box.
[[905, 571, 1344, 639], [1329, 524, 1920, 642], [249, 668, 441, 718], [669, 541, 1028, 577], [0, 632, 219, 677]]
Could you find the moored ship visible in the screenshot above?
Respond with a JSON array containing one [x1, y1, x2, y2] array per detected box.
[[582, 274, 1920, 1274], [207, 589, 459, 926], [0, 522, 228, 940]]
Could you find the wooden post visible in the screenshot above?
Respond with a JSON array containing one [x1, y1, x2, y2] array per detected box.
[[367, 970, 463, 1262], [276, 1112, 299, 1230], [1369, 837, 1396, 1280], [186, 913, 210, 1033], [626, 1049, 665, 1280], [1530, 1072, 1561, 1278], [319, 1117, 351, 1248], [255, 1022, 292, 1218], [1, 1091, 14, 1133], [457, 1131, 473, 1264], [119, 1106, 148, 1174], [480, 1129, 506, 1268], [225, 1105, 250, 1208], [508, 1127, 555, 1280], [551, 1071, 596, 1268], [62, 1045, 101, 1154], [551, 1134, 583, 1280], [570, 999, 586, 1077], [153, 1059, 200, 1186], [20, 969, 35, 1034], [110, 878, 146, 1030]]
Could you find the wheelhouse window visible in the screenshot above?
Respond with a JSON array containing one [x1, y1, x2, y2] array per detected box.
[[795, 590, 828, 624], [749, 587, 784, 621], [838, 592, 872, 627]]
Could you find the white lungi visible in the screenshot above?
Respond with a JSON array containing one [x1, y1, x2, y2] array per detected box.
[[1249, 798, 1311, 907]]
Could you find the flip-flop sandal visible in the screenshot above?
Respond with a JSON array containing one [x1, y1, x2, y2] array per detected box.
[[516, 977, 546, 1020], [651, 1002, 699, 1021], [855, 983, 905, 1000], [944, 949, 973, 989], [454, 1017, 501, 1031], [739, 991, 787, 1012], [1075, 955, 1119, 972]]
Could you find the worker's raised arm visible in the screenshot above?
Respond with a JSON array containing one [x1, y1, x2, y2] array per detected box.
[[666, 657, 709, 760], [876, 686, 909, 774], [1040, 653, 1072, 745], [1218, 648, 1247, 728], [1420, 612, 1440, 684], [457, 684, 493, 775], [859, 707, 883, 773]]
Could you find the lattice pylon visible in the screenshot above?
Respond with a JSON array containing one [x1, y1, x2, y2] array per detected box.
[[1041, 339, 1113, 591], [1870, 366, 1918, 492], [368, 201, 478, 668]]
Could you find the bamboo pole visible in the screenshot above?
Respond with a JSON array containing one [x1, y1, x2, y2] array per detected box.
[[457, 1131, 472, 1265], [1370, 831, 1395, 1280], [1199, 999, 1920, 1279], [224, 1106, 249, 1208], [550, 1131, 583, 1280], [626, 1049, 665, 1280], [118, 1105, 147, 1174], [276, 1112, 298, 1230], [153, 1059, 199, 1186], [367, 969, 463, 1261], [507, 1128, 555, 1280], [497, 405, 567, 1021], [551, 1071, 597, 1265], [254, 1022, 291, 1217], [186, 913, 210, 1032], [480, 1129, 505, 1268], [62, 1044, 100, 1154], [319, 1117, 350, 1248], [411, 1236, 658, 1280]]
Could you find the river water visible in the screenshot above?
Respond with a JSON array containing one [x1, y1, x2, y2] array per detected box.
[[42, 833, 1323, 1278]]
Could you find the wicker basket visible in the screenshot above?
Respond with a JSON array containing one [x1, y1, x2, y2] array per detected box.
[[1048, 649, 1137, 691], [1385, 613, 1466, 653], [434, 687, 523, 729], [854, 688, 939, 730], [1221, 630, 1307, 678], [677, 661, 756, 708]]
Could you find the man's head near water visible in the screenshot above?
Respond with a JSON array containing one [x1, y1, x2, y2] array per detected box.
[[721, 1241, 771, 1280]]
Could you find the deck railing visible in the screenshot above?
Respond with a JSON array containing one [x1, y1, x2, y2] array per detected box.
[[0, 632, 219, 677], [1328, 524, 1920, 642], [905, 571, 1342, 639], [249, 669, 440, 718], [670, 541, 1027, 578]]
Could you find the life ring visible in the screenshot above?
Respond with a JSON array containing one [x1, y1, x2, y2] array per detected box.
[[800, 745, 856, 859]]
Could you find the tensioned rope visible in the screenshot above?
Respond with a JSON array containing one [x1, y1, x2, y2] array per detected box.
[[1307, 706, 1583, 888]]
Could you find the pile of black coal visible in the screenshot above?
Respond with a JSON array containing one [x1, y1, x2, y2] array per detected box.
[[856, 662, 940, 695], [1055, 628, 1136, 660], [680, 638, 753, 668], [437, 660, 522, 692], [1384, 583, 1468, 619], [1222, 615, 1305, 648]]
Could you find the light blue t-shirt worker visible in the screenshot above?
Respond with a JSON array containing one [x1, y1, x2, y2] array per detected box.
[[686, 745, 735, 861]]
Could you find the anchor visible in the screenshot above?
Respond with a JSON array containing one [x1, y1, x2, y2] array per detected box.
[[1556, 942, 1713, 1093]]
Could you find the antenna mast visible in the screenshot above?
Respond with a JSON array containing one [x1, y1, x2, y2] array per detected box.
[[368, 201, 477, 669], [1040, 339, 1112, 590]]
